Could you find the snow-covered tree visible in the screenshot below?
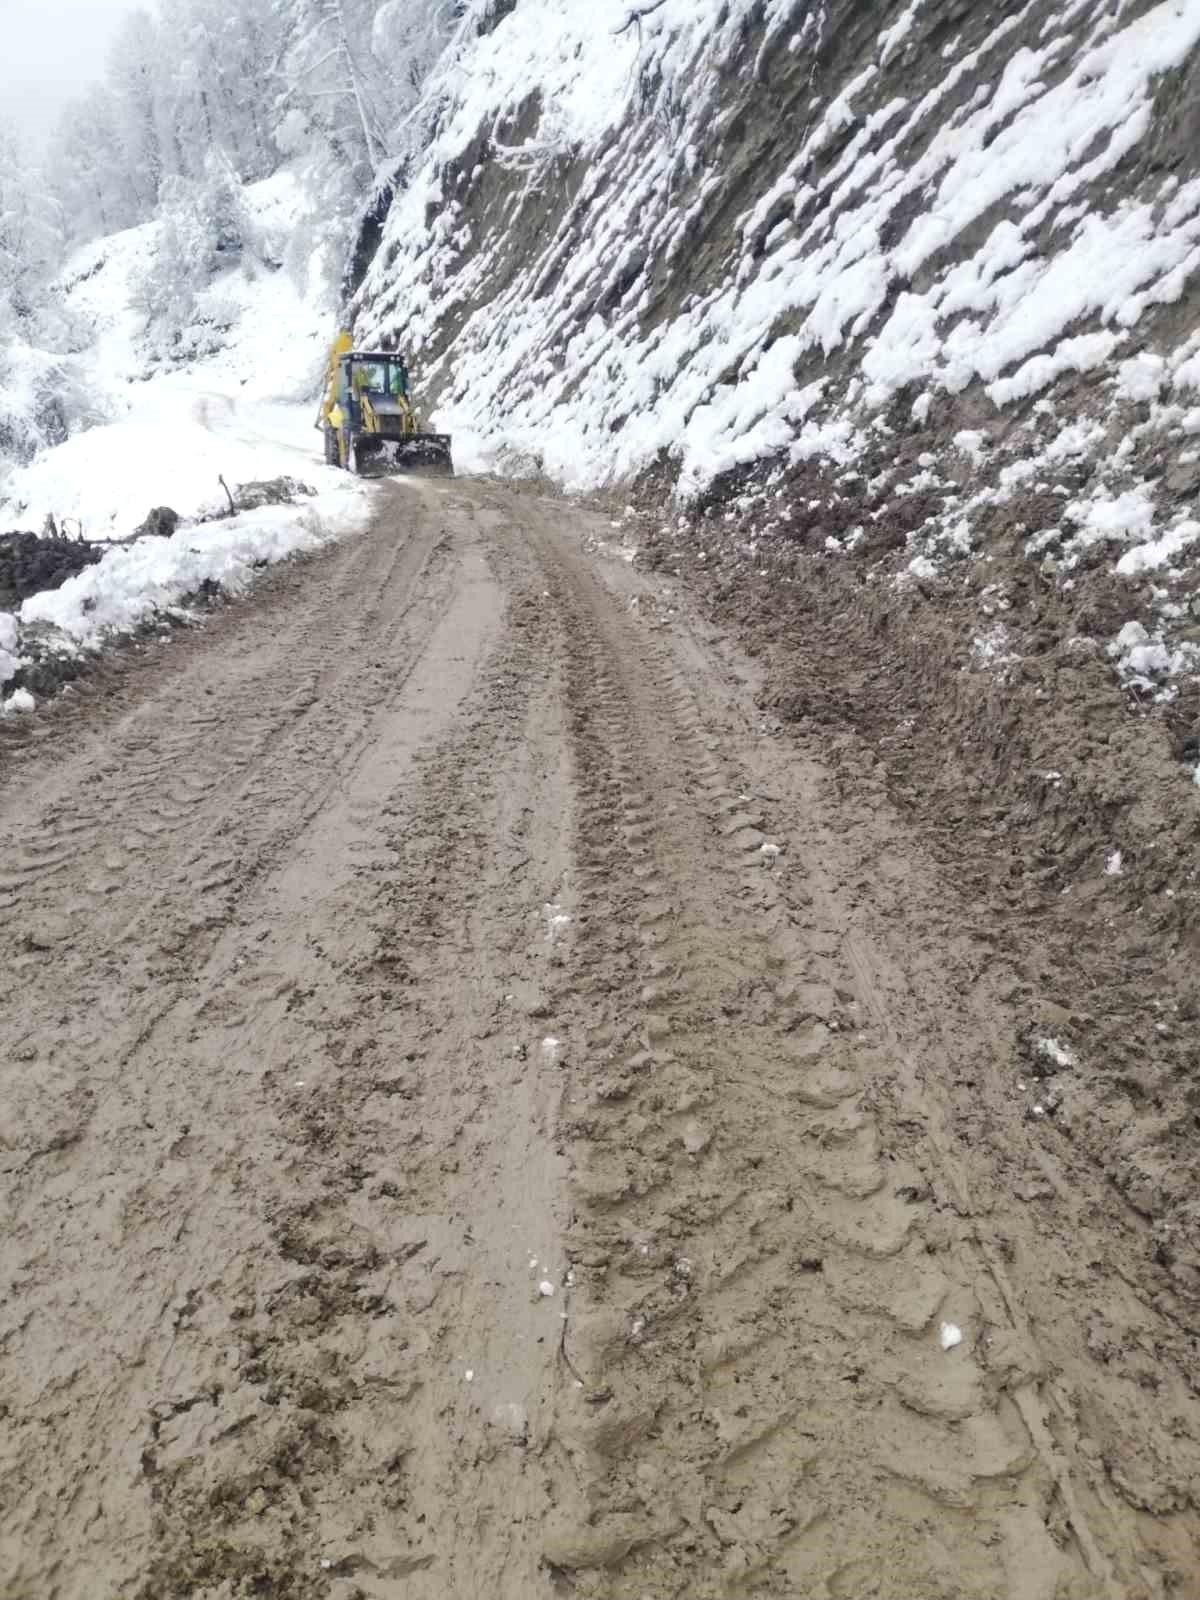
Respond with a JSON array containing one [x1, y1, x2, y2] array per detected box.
[[49, 0, 284, 245], [48, 87, 144, 241], [154, 0, 286, 185], [278, 0, 392, 197], [372, 0, 471, 143], [45, 0, 474, 253], [269, 0, 477, 287], [131, 153, 253, 359], [106, 9, 166, 217], [0, 122, 89, 468]]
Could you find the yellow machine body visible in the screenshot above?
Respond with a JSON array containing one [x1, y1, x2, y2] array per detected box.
[[316, 332, 453, 477]]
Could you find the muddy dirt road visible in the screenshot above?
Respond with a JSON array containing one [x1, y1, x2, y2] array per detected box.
[[2, 480, 1198, 1600]]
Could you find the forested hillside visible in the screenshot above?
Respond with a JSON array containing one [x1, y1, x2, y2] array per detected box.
[[0, 0, 467, 470]]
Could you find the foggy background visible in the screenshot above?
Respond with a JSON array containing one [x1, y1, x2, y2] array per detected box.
[[0, 0, 138, 151]]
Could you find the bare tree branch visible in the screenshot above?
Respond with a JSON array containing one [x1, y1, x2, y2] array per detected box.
[[614, 0, 668, 37]]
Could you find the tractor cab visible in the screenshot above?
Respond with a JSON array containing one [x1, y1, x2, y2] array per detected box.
[[342, 354, 410, 416]]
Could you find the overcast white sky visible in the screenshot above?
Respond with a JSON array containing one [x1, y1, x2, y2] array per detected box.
[[0, 0, 140, 152]]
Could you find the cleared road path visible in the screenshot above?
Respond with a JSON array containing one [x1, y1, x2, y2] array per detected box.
[[2, 480, 1197, 1599]]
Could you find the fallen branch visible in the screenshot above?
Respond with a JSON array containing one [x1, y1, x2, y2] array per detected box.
[[218, 475, 237, 515], [614, 0, 668, 34]]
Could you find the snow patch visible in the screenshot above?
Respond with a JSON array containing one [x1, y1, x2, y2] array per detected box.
[[1036, 1036, 1076, 1070], [1116, 519, 1200, 577], [0, 612, 19, 687], [1108, 620, 1200, 689], [2, 687, 35, 716]]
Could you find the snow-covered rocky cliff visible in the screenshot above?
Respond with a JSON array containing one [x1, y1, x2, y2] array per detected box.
[[356, 0, 1200, 693]]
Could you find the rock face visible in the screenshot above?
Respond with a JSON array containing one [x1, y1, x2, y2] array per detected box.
[[0, 531, 104, 610], [134, 507, 180, 539], [350, 0, 1200, 693], [353, 0, 1200, 507]]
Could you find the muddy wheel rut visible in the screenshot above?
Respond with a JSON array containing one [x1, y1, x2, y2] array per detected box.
[[1, 479, 1197, 1600]]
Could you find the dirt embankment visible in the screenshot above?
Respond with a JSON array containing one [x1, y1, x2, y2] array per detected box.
[[2, 479, 1199, 1598], [635, 439, 1200, 1295]]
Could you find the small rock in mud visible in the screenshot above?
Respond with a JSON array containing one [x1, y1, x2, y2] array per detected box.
[[681, 1118, 712, 1153], [244, 1486, 270, 1517]]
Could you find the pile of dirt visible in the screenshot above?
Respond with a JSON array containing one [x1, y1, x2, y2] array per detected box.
[[637, 454, 1200, 1289], [0, 531, 104, 611], [232, 477, 316, 512]]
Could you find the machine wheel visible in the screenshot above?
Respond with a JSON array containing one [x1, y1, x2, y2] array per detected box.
[[322, 426, 338, 467]]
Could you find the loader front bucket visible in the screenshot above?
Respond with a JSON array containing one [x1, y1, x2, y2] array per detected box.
[[352, 433, 455, 479]]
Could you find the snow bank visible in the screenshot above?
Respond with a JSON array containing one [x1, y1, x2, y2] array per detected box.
[[3, 395, 340, 541], [19, 488, 369, 649], [0, 171, 368, 698], [1, 482, 368, 695]]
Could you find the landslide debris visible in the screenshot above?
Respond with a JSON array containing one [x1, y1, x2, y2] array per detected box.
[[0, 531, 104, 611], [231, 477, 316, 512]]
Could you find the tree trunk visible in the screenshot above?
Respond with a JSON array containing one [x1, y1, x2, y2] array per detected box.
[[331, 0, 385, 172]]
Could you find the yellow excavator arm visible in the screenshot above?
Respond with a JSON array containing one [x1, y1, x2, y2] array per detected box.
[[317, 329, 354, 432]]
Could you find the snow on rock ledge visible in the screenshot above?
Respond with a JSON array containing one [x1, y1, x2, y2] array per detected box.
[[353, 0, 1200, 696], [356, 0, 1200, 494]]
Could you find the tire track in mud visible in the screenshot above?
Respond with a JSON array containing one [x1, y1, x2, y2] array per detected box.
[[0, 499, 457, 1173], [3, 479, 1198, 1600], [0, 492, 430, 909], [525, 524, 1133, 1600], [1, 486, 585, 1600], [128, 508, 586, 1600], [136, 639, 524, 1589], [0, 490, 488, 1598]]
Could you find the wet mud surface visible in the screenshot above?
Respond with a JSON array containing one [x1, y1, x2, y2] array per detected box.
[[1, 479, 1198, 1598]]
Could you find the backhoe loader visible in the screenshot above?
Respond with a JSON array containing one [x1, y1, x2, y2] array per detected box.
[[317, 331, 453, 477]]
